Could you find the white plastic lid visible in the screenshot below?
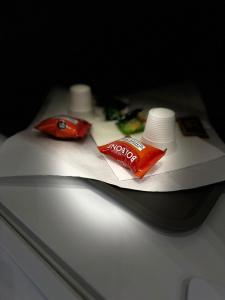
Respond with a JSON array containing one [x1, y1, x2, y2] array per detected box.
[[149, 107, 175, 119]]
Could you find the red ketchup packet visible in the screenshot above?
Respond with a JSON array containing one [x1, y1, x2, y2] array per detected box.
[[98, 136, 166, 178], [35, 115, 91, 139]]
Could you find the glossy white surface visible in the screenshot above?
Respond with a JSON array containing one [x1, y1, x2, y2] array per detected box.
[[0, 243, 47, 300], [0, 177, 225, 300], [187, 278, 225, 300], [0, 216, 82, 300]]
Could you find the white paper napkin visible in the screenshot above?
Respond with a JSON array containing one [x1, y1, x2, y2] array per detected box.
[[0, 85, 224, 192], [0, 129, 224, 192]]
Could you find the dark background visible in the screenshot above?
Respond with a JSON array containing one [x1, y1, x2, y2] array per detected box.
[[1, 5, 225, 139]]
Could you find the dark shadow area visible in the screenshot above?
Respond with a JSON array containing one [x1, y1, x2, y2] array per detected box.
[[1, 5, 225, 139], [87, 179, 225, 233]]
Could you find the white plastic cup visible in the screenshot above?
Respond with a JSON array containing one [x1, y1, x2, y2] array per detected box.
[[142, 107, 176, 154], [69, 84, 93, 117]]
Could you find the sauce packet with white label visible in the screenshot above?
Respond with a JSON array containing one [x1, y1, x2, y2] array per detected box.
[[98, 136, 166, 178]]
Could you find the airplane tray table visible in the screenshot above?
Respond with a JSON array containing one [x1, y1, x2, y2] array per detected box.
[[87, 179, 225, 232], [1, 85, 224, 234], [1, 176, 225, 300]]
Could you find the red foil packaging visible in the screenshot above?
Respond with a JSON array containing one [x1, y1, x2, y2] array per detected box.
[[35, 115, 91, 139], [98, 136, 166, 178]]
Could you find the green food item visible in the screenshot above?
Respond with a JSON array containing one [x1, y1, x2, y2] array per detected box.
[[117, 118, 145, 135], [105, 107, 122, 120]]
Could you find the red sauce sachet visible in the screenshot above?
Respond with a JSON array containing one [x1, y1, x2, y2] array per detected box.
[[98, 136, 166, 178], [35, 115, 91, 139]]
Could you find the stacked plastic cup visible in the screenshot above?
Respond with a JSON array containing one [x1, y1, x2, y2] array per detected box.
[[69, 84, 93, 117], [142, 107, 176, 154]]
